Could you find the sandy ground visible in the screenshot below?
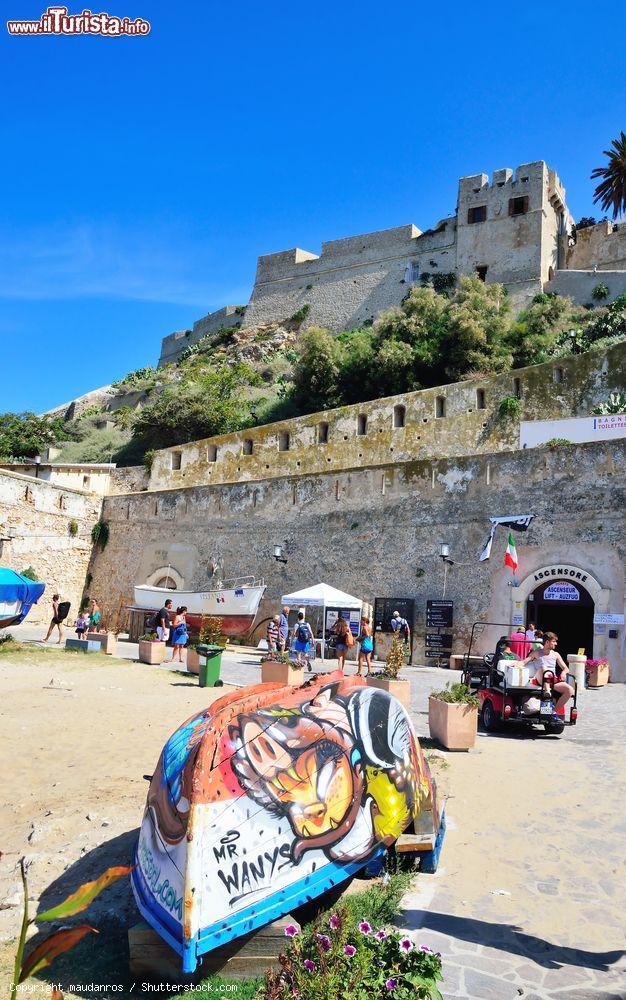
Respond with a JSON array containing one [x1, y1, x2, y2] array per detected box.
[[1, 642, 624, 998]]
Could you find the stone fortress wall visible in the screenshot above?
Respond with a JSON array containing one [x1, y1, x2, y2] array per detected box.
[[90, 439, 626, 681], [0, 469, 102, 625], [148, 342, 624, 491], [158, 159, 626, 366]]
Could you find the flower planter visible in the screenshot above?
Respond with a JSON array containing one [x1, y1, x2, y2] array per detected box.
[[586, 661, 610, 687], [186, 647, 200, 674], [86, 631, 117, 655], [138, 640, 166, 665], [428, 697, 478, 750], [261, 658, 304, 686], [366, 676, 411, 711]]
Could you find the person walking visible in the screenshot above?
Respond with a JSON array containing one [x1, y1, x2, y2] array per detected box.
[[278, 606, 290, 652], [267, 615, 280, 653], [357, 616, 373, 677], [167, 606, 188, 664], [156, 599, 173, 642], [90, 599, 101, 631], [44, 593, 68, 643], [390, 610, 411, 648], [292, 612, 314, 667], [331, 612, 353, 673]]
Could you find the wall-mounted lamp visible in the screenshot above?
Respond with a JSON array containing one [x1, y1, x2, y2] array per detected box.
[[439, 542, 454, 566], [273, 544, 288, 564]]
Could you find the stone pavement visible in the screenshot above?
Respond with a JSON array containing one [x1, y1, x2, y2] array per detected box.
[[400, 681, 626, 999]]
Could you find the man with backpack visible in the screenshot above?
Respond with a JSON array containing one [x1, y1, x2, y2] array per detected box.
[[44, 593, 71, 643], [292, 612, 314, 667], [391, 609, 411, 648], [155, 599, 173, 642]]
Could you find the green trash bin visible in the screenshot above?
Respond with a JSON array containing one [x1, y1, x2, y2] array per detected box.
[[196, 644, 224, 687]]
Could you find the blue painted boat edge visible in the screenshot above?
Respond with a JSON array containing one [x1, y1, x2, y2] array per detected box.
[[130, 844, 185, 959], [194, 847, 384, 964]]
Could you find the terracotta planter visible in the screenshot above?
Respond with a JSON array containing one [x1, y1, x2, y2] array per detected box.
[[586, 662, 610, 687], [86, 631, 117, 655], [187, 648, 200, 674], [139, 640, 166, 665], [428, 697, 478, 750], [366, 677, 411, 711], [261, 659, 304, 686]]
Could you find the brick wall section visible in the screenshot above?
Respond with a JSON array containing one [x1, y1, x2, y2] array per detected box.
[[149, 342, 625, 491], [90, 439, 626, 680], [0, 470, 102, 626]]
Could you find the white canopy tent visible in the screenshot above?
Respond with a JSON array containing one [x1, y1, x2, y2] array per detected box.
[[280, 582, 363, 661]]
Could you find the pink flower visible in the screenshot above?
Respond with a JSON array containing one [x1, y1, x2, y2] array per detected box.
[[344, 944, 356, 957], [399, 937, 413, 952], [284, 924, 299, 937], [375, 930, 387, 940], [329, 914, 340, 929], [420, 944, 434, 953], [385, 980, 397, 991], [303, 959, 316, 972], [316, 933, 331, 952], [359, 920, 372, 935]]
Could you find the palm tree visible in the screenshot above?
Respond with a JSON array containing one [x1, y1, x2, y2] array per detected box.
[[591, 131, 626, 219]]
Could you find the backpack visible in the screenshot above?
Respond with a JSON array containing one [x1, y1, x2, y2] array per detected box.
[[296, 622, 310, 644], [57, 601, 71, 622], [146, 613, 158, 629]]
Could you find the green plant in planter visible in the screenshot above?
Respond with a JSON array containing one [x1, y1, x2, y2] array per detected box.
[[139, 631, 159, 641], [430, 682, 478, 707], [380, 632, 407, 679]]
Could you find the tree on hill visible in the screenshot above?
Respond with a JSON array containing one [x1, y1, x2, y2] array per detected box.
[[592, 131, 626, 219], [0, 412, 70, 460]]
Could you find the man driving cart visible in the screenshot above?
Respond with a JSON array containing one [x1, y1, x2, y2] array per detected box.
[[521, 631, 575, 716]]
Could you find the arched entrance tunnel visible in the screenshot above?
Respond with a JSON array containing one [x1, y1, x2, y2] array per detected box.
[[527, 578, 594, 660]]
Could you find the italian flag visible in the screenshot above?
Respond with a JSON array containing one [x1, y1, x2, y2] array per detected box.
[[504, 532, 518, 572]]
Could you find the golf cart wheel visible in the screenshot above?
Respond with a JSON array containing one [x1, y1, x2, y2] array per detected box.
[[544, 718, 565, 736], [480, 699, 498, 732]]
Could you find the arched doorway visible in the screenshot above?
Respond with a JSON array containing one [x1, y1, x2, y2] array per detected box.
[[155, 575, 178, 590], [527, 578, 594, 659]]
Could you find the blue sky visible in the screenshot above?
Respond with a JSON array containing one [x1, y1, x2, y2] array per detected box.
[[1, 0, 624, 411]]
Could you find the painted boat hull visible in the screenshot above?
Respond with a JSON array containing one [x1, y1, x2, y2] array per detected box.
[[133, 584, 265, 638], [132, 672, 439, 973]]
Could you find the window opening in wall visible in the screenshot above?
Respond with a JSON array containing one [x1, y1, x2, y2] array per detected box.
[[155, 575, 177, 590], [553, 367, 564, 384], [435, 396, 446, 418], [393, 404, 406, 429], [207, 445, 218, 462], [475, 265, 488, 282], [171, 451, 182, 471], [476, 388, 486, 410], [318, 421, 329, 444], [58, 494, 66, 510], [407, 261, 420, 283], [468, 205, 487, 224], [513, 377, 521, 397], [335, 479, 340, 500], [509, 196, 529, 216], [82, 475, 91, 489], [279, 431, 290, 451], [548, 266, 555, 281], [357, 414, 367, 435], [242, 438, 253, 456]]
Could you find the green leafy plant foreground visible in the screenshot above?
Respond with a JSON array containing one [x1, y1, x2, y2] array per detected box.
[[430, 682, 478, 707]]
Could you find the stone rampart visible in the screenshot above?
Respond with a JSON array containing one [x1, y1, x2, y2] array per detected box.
[[566, 220, 626, 272], [91, 439, 626, 680], [148, 342, 624, 491], [547, 270, 626, 305], [0, 470, 102, 625], [158, 306, 245, 366]]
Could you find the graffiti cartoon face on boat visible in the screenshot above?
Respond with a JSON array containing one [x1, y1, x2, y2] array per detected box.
[[229, 683, 424, 863]]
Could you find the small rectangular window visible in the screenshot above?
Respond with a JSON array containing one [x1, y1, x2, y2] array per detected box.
[[171, 451, 182, 470], [476, 388, 486, 410], [509, 196, 529, 216], [279, 431, 290, 452], [435, 396, 446, 418], [553, 367, 564, 384], [357, 414, 367, 436], [318, 422, 329, 444], [207, 445, 218, 463], [393, 404, 406, 429], [513, 378, 521, 398], [242, 438, 253, 456], [475, 265, 488, 282], [408, 261, 420, 283], [468, 205, 487, 224]]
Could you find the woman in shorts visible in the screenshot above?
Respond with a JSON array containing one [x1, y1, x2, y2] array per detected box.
[[357, 616, 373, 677], [168, 606, 188, 664]]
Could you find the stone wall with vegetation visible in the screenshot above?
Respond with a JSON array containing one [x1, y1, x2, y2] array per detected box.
[[0, 470, 102, 625], [91, 439, 626, 680], [149, 341, 625, 490]]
